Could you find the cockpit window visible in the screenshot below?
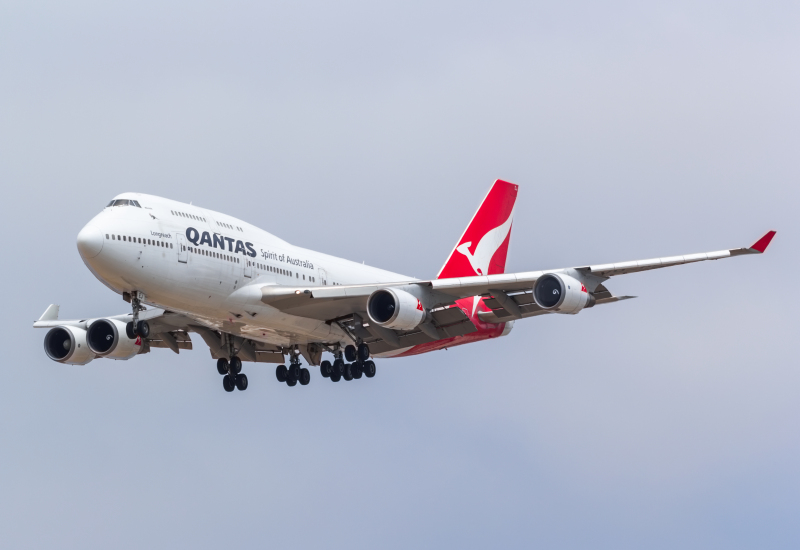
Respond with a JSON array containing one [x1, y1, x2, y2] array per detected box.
[[106, 199, 142, 208]]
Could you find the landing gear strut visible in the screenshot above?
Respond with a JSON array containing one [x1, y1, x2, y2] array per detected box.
[[125, 291, 150, 339]]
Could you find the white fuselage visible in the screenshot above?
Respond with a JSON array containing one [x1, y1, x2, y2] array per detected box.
[[78, 193, 413, 348]]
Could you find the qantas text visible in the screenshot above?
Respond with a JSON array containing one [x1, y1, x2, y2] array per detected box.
[[185, 227, 256, 257]]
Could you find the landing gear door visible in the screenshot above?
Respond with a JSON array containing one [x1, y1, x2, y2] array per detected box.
[[176, 234, 188, 263], [244, 258, 252, 278]]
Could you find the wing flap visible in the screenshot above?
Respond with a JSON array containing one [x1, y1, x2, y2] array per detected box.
[[365, 315, 477, 354], [352, 306, 477, 353], [148, 331, 193, 353]]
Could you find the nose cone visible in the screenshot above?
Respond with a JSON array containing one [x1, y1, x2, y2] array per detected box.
[[77, 224, 104, 259]]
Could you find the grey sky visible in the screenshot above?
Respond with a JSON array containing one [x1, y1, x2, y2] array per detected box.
[[1, 1, 798, 548]]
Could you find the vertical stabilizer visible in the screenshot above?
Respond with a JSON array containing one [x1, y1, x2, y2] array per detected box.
[[437, 180, 518, 279]]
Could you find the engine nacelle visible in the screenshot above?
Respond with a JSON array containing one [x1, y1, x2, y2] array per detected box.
[[44, 326, 95, 365], [367, 288, 426, 331], [86, 318, 143, 360], [533, 273, 596, 314]]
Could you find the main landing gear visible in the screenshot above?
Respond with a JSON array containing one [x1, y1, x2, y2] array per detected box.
[[217, 357, 248, 392], [320, 343, 375, 383], [275, 349, 310, 387]]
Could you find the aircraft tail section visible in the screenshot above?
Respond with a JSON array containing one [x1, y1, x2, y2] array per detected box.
[[437, 179, 518, 279]]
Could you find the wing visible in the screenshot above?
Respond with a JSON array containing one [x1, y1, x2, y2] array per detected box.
[[32, 305, 290, 361], [32, 306, 196, 355], [259, 231, 776, 322]]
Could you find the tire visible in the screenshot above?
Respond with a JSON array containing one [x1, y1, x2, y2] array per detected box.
[[333, 358, 345, 375], [229, 356, 242, 375], [223, 375, 235, 392], [236, 373, 248, 391], [357, 343, 370, 362], [299, 368, 310, 385], [343, 364, 353, 381], [320, 360, 332, 378], [352, 363, 363, 379], [363, 360, 376, 378], [330, 373, 341, 382], [217, 358, 229, 375], [136, 320, 150, 338], [286, 377, 297, 387], [276, 365, 287, 382], [344, 345, 357, 362], [126, 322, 136, 339], [289, 364, 301, 380]]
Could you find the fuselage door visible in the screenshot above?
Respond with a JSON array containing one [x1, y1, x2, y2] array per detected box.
[[244, 258, 252, 278], [318, 268, 327, 285], [177, 234, 188, 263]]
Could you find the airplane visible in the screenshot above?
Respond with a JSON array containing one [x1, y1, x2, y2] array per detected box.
[[34, 180, 776, 393]]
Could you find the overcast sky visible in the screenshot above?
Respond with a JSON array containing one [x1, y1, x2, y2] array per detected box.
[[1, 1, 798, 548]]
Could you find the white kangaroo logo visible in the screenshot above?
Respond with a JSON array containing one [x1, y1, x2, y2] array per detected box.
[[455, 206, 515, 276]]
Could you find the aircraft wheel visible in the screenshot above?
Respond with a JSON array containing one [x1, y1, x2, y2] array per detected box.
[[217, 358, 229, 375], [126, 322, 136, 339], [299, 368, 310, 385], [276, 365, 287, 382], [222, 374, 235, 392], [343, 364, 353, 381], [229, 356, 242, 375], [330, 372, 341, 382], [286, 377, 297, 387], [236, 373, 248, 391], [288, 364, 301, 380], [333, 358, 345, 375], [352, 363, 363, 379], [357, 343, 370, 362], [363, 360, 376, 378], [320, 360, 332, 378], [344, 345, 357, 362], [136, 320, 150, 338]]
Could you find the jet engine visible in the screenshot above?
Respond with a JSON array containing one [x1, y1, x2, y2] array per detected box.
[[533, 273, 596, 314], [367, 288, 426, 331], [44, 326, 95, 365], [86, 318, 143, 360]]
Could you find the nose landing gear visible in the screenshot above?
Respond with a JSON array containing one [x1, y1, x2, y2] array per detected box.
[[125, 291, 150, 339]]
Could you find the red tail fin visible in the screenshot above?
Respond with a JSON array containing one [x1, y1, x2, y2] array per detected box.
[[437, 179, 518, 279]]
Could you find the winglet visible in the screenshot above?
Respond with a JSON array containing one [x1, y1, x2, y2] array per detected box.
[[38, 304, 59, 322], [749, 231, 776, 253]]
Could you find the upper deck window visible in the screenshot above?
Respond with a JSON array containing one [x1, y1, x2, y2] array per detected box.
[[106, 199, 142, 208]]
